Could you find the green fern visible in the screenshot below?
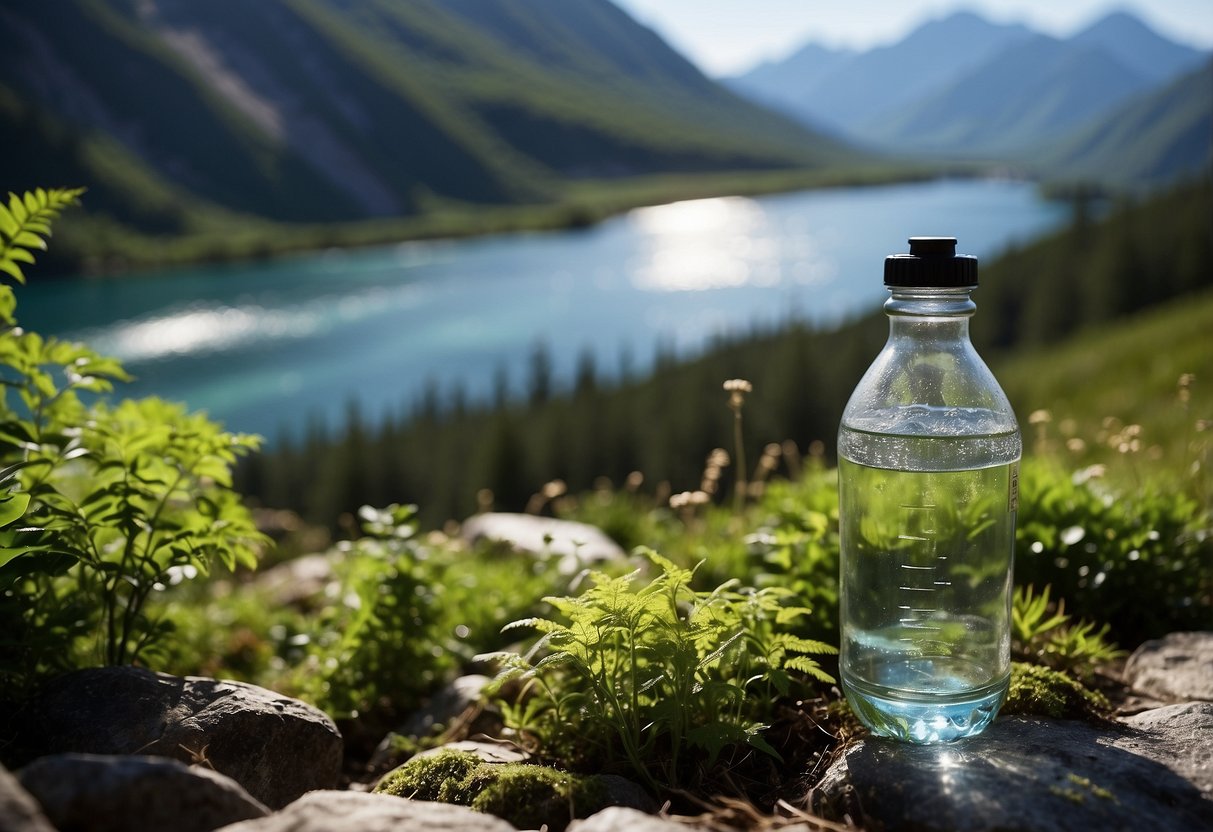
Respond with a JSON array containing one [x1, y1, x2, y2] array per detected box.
[[486, 548, 836, 790], [0, 187, 85, 286]]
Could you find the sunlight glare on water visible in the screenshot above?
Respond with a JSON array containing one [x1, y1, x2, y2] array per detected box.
[[630, 195, 789, 291], [83, 284, 428, 363]]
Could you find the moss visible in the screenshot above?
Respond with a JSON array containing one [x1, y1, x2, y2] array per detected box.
[[374, 749, 608, 831], [1001, 662, 1111, 720], [375, 749, 480, 801]]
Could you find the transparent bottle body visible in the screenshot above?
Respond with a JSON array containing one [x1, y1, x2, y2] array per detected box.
[[838, 289, 1020, 743]]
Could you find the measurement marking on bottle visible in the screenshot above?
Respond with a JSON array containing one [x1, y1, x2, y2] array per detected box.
[[933, 580, 953, 586], [900, 563, 934, 571], [899, 586, 935, 592]]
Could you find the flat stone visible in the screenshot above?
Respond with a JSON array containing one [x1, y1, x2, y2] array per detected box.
[[461, 513, 625, 574], [17, 753, 268, 832], [1123, 631, 1213, 702], [11, 666, 342, 809], [809, 714, 1213, 831], [0, 762, 55, 832], [1119, 702, 1213, 800], [567, 807, 707, 832], [368, 676, 498, 776], [412, 740, 530, 764], [409, 675, 491, 735], [215, 791, 517, 832], [248, 552, 340, 608]]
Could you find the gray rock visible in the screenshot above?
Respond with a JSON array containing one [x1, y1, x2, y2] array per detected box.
[[399, 675, 492, 739], [1123, 631, 1213, 702], [593, 775, 660, 815], [1119, 702, 1213, 800], [0, 762, 55, 832], [17, 753, 268, 832], [566, 807, 684, 832], [809, 714, 1213, 831], [248, 552, 339, 608], [215, 791, 517, 832], [461, 513, 625, 574], [412, 740, 530, 764], [367, 676, 497, 776], [14, 666, 342, 809]]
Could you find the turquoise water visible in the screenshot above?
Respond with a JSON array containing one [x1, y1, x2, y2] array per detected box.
[[20, 179, 1066, 441]]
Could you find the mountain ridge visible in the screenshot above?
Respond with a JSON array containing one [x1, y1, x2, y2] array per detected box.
[[0, 0, 858, 264], [726, 8, 1210, 176]]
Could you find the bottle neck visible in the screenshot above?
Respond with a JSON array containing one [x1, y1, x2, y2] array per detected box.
[[884, 286, 976, 340]]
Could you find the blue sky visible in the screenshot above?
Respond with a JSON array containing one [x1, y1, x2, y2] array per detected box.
[[611, 0, 1213, 75]]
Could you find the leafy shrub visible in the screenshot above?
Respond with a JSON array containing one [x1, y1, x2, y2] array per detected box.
[[1015, 460, 1212, 644], [0, 188, 263, 699], [288, 504, 559, 732], [487, 549, 835, 791]]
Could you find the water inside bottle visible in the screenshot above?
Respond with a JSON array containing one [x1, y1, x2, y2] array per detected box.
[[838, 407, 1019, 743]]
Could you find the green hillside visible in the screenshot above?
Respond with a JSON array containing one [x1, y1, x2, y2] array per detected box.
[[0, 0, 864, 271], [1039, 59, 1213, 186]]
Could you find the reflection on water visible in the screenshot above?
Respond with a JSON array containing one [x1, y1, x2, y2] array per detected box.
[[82, 284, 429, 363], [628, 195, 836, 291]]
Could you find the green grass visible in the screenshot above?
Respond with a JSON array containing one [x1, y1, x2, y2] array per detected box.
[[998, 288, 1213, 475]]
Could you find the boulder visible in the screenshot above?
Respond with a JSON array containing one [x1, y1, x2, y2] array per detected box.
[[461, 514, 625, 574], [412, 740, 530, 765], [566, 807, 686, 832], [566, 808, 820, 832], [215, 791, 517, 832], [368, 675, 501, 775], [1123, 631, 1213, 703], [17, 753, 268, 832], [1120, 702, 1213, 800], [12, 666, 342, 809], [0, 762, 55, 832], [399, 675, 493, 739], [809, 712, 1213, 831]]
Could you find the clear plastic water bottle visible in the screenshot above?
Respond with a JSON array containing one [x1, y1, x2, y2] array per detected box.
[[838, 237, 1020, 744]]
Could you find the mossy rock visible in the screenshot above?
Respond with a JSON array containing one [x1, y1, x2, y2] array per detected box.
[[375, 749, 609, 831], [1002, 662, 1111, 720]]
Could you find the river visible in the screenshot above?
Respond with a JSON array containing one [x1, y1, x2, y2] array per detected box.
[[20, 178, 1068, 442]]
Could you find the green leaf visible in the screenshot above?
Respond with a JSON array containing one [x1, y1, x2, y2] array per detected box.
[[0, 260, 25, 284], [0, 492, 31, 527]]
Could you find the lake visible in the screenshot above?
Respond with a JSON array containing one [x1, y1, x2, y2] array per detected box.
[[23, 178, 1068, 442]]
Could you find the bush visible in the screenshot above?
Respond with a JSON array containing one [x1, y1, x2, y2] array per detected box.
[[0, 188, 263, 700]]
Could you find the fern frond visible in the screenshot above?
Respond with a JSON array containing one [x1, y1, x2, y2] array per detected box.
[[0, 188, 84, 284], [784, 656, 836, 684]]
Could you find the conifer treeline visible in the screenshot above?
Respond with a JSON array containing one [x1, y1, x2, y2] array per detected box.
[[235, 178, 1212, 527]]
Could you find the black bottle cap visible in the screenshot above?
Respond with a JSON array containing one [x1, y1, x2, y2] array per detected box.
[[884, 237, 978, 287]]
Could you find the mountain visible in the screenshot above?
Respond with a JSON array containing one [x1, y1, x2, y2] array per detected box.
[[726, 11, 1034, 135], [1040, 58, 1213, 186], [874, 34, 1156, 156], [1070, 10, 1206, 83], [0, 0, 854, 248], [727, 9, 1210, 168], [725, 43, 855, 120]]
